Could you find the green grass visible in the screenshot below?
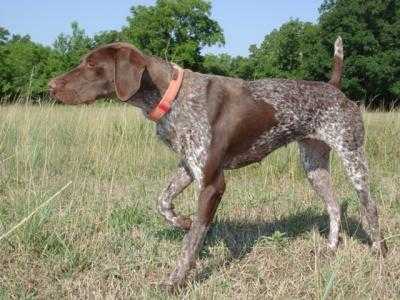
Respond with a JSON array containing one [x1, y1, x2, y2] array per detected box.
[[0, 103, 399, 299]]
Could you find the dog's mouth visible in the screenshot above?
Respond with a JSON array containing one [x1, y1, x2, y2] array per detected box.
[[49, 88, 74, 103], [50, 88, 95, 105]]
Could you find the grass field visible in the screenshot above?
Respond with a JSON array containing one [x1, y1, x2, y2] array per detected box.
[[0, 103, 399, 299]]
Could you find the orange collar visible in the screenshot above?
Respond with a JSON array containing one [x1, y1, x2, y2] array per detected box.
[[148, 66, 184, 122]]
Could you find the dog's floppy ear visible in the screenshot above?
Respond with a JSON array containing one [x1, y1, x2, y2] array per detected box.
[[114, 46, 146, 101]]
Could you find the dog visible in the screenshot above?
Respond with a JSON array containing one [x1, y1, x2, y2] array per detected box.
[[49, 37, 387, 289]]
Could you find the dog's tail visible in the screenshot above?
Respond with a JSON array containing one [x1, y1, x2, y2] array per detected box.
[[329, 36, 343, 89]]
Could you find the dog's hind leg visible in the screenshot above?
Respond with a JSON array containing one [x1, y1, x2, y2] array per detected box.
[[318, 110, 388, 256], [334, 145, 388, 256], [158, 162, 193, 230], [299, 138, 341, 251]]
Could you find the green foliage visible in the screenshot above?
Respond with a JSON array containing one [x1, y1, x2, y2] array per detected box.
[[0, 27, 10, 44], [204, 0, 400, 105], [249, 20, 330, 81], [258, 230, 289, 248], [319, 0, 336, 13], [203, 20, 331, 84], [1, 0, 400, 106], [122, 0, 225, 70], [0, 37, 62, 100], [203, 53, 254, 79], [53, 21, 94, 70], [0, 1, 224, 99], [0, 22, 94, 100], [202, 53, 236, 76], [319, 0, 400, 104], [93, 30, 123, 47]]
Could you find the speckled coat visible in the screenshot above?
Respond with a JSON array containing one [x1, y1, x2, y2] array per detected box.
[[150, 68, 387, 288], [49, 39, 388, 290], [157, 73, 360, 172]]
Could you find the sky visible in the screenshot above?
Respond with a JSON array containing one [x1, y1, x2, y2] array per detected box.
[[1, 0, 323, 56]]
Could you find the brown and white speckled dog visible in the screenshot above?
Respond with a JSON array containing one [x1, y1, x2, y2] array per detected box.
[[49, 37, 388, 289]]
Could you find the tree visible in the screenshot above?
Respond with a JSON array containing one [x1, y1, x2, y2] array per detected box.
[[0, 38, 60, 99], [249, 20, 329, 81], [122, 0, 225, 70], [319, 0, 336, 12], [319, 0, 400, 104], [203, 53, 235, 76], [0, 26, 66, 100], [53, 22, 94, 70], [203, 53, 254, 79], [93, 30, 123, 47], [0, 27, 10, 44]]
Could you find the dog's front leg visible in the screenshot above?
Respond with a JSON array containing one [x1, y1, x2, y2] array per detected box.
[[162, 134, 227, 289], [163, 170, 225, 289], [158, 162, 194, 230]]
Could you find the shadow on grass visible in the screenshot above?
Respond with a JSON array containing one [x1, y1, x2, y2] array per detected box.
[[154, 201, 372, 284], [155, 202, 371, 256], [206, 202, 371, 259]]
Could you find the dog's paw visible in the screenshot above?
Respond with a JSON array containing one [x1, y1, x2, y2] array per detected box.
[[158, 282, 179, 294], [159, 268, 190, 293], [312, 245, 336, 259], [323, 246, 337, 258], [326, 236, 342, 253], [371, 240, 388, 258], [159, 278, 185, 294], [175, 215, 192, 231]]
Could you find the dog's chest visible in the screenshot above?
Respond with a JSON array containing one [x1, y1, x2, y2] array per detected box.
[[156, 74, 212, 178]]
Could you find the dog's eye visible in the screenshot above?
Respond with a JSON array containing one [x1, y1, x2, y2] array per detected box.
[[87, 60, 96, 67]]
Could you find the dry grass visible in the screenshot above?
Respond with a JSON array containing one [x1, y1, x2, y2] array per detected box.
[[0, 103, 399, 299]]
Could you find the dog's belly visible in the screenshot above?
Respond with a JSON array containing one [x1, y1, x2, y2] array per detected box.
[[223, 124, 305, 169]]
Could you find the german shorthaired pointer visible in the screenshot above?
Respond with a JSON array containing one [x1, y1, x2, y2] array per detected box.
[[49, 37, 387, 289]]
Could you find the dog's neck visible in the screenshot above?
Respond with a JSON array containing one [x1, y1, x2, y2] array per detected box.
[[126, 55, 175, 114]]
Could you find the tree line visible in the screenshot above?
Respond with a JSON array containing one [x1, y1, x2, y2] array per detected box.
[[0, 0, 399, 106]]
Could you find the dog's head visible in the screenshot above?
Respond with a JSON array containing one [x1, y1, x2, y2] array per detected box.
[[48, 43, 146, 104]]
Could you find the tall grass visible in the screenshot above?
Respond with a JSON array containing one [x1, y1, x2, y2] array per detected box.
[[0, 102, 399, 298]]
